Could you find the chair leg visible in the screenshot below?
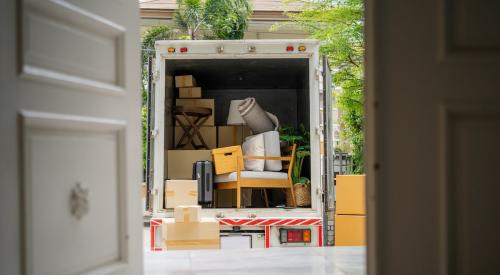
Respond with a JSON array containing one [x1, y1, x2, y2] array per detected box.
[[236, 187, 241, 209], [289, 182, 297, 207], [263, 189, 269, 208]]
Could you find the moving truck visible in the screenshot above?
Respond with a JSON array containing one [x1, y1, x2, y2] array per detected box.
[[148, 40, 335, 249]]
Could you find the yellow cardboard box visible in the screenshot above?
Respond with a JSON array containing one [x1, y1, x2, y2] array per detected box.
[[174, 205, 202, 223], [164, 180, 198, 208], [166, 150, 212, 179], [179, 87, 202, 98], [336, 175, 366, 215], [334, 215, 366, 246], [162, 218, 220, 250], [217, 126, 252, 147], [175, 126, 216, 149], [176, 99, 215, 126], [175, 75, 196, 88]]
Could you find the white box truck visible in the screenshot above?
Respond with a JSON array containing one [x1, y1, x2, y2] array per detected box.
[[149, 40, 335, 250]]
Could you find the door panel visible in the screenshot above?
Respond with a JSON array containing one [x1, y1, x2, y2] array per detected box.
[[0, 0, 141, 274], [366, 0, 500, 274]]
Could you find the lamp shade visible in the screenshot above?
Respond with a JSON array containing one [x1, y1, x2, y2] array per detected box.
[[227, 100, 246, 125]]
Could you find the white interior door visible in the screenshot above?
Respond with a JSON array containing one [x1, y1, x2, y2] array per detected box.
[[0, 0, 142, 274], [366, 0, 500, 274]]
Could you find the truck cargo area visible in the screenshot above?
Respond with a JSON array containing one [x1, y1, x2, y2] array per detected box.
[[163, 58, 312, 209]]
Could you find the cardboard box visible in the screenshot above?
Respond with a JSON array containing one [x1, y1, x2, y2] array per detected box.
[[336, 175, 366, 215], [179, 87, 202, 98], [166, 150, 212, 179], [165, 180, 198, 208], [217, 126, 252, 147], [174, 205, 201, 223], [162, 218, 220, 250], [175, 75, 196, 88], [175, 99, 215, 126], [175, 126, 216, 149], [334, 215, 366, 246]]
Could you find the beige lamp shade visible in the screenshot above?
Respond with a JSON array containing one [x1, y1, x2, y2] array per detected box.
[[227, 100, 246, 125]]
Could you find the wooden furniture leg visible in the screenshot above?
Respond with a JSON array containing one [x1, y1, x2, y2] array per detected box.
[[263, 189, 269, 208]]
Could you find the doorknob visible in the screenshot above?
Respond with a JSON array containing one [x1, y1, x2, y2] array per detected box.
[[70, 182, 89, 219]]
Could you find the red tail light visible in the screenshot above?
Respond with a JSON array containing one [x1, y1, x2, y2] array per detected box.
[[180, 47, 188, 53], [279, 228, 312, 243], [286, 46, 294, 52]]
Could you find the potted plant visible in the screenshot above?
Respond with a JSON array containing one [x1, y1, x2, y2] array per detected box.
[[280, 124, 311, 207]]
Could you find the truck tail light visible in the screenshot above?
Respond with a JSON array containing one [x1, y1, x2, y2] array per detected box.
[[180, 47, 188, 53], [279, 228, 312, 243], [286, 46, 294, 52], [298, 45, 306, 52], [168, 47, 175, 53]]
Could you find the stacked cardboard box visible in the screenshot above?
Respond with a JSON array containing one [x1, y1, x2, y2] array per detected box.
[[334, 175, 366, 246], [176, 98, 215, 127], [217, 126, 252, 148], [162, 205, 220, 250], [166, 150, 212, 179], [164, 180, 198, 208]]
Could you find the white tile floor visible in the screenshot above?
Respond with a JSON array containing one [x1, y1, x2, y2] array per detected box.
[[143, 227, 366, 275]]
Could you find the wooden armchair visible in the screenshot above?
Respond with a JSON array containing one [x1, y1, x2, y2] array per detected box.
[[212, 144, 297, 208]]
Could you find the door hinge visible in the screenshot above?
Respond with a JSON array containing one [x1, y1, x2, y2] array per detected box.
[[151, 128, 158, 138], [315, 68, 321, 80]]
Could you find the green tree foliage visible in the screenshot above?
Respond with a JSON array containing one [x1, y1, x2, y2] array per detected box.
[[174, 0, 206, 39], [174, 0, 252, 39], [205, 0, 252, 39], [278, 0, 364, 173]]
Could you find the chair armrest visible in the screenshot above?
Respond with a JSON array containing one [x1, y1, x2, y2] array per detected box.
[[242, 156, 292, 161]]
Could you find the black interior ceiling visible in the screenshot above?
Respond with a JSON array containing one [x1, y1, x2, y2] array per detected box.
[[166, 58, 309, 89]]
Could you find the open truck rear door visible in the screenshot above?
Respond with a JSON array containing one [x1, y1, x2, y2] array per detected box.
[[322, 56, 335, 245]]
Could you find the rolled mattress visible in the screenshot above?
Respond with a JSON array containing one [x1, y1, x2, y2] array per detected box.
[[238, 98, 277, 134]]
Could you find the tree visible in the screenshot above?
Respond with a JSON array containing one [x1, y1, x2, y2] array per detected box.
[[277, 0, 364, 173], [205, 0, 252, 39], [174, 0, 206, 39], [174, 0, 252, 40]]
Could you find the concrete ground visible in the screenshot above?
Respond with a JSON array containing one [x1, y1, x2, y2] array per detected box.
[[143, 227, 366, 275]]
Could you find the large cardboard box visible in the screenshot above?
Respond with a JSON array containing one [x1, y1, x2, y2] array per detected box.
[[179, 87, 202, 98], [175, 75, 196, 88], [162, 218, 220, 250], [217, 126, 252, 147], [336, 175, 366, 215], [166, 150, 212, 179], [175, 99, 215, 126], [175, 126, 216, 149], [334, 215, 366, 246], [174, 205, 201, 223], [165, 180, 198, 208]]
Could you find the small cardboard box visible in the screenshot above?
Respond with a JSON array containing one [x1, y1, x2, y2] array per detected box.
[[166, 150, 212, 179], [336, 175, 366, 215], [175, 75, 197, 88], [175, 99, 214, 126], [164, 180, 198, 208], [174, 205, 201, 223], [179, 87, 202, 98], [217, 126, 252, 147], [334, 215, 366, 246], [162, 218, 220, 250], [175, 126, 216, 149]]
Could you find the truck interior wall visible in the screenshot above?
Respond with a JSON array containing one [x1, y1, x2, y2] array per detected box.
[[162, 58, 312, 207]]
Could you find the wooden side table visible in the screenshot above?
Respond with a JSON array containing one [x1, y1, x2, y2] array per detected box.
[[173, 106, 212, 149]]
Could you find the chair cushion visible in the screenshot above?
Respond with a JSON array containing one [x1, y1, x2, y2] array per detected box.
[[242, 134, 265, 171], [263, 131, 282, 171], [215, 171, 289, 183]]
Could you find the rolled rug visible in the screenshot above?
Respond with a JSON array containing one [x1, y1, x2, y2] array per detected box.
[[238, 97, 275, 134]]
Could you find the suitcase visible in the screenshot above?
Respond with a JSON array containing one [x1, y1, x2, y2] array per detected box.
[[192, 161, 213, 205]]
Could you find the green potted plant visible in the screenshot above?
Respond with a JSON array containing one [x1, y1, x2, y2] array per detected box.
[[280, 124, 311, 207]]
